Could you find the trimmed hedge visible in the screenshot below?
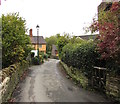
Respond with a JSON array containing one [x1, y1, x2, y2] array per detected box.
[[61, 41, 99, 78]]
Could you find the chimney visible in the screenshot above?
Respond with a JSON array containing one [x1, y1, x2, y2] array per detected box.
[[29, 29, 32, 37]]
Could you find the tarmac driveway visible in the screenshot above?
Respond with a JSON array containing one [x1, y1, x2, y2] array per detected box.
[[12, 59, 109, 102]]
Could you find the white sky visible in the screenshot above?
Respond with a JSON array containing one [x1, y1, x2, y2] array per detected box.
[[0, 0, 102, 37]]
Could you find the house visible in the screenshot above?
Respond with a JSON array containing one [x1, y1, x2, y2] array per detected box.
[[79, 34, 98, 40], [51, 44, 58, 57], [75, 34, 98, 40], [29, 29, 46, 53]]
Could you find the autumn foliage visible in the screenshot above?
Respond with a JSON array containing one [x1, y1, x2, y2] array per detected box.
[[90, 2, 120, 68]]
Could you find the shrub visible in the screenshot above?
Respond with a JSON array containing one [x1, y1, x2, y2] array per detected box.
[[31, 52, 35, 58], [47, 51, 51, 58], [32, 56, 40, 65], [61, 41, 99, 77], [39, 52, 44, 57], [39, 55, 44, 63], [39, 52, 48, 60], [43, 53, 48, 60]]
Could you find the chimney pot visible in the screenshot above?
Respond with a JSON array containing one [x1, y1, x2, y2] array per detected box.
[[29, 29, 32, 37]]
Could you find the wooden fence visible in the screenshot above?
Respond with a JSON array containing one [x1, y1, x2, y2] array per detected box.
[[91, 66, 107, 92]]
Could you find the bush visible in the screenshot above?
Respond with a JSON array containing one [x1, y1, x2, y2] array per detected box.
[[106, 59, 120, 75], [43, 53, 48, 60], [61, 41, 99, 77], [47, 51, 51, 58], [39, 55, 44, 63], [31, 52, 35, 58], [32, 56, 40, 65], [39, 52, 44, 57], [39, 52, 48, 60]]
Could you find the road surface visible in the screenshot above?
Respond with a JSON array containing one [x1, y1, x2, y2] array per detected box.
[[12, 59, 109, 102]]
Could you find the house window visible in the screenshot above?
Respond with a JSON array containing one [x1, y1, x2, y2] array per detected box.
[[39, 45, 42, 48]]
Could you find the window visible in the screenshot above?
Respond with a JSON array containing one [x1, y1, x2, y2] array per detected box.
[[39, 45, 42, 48]]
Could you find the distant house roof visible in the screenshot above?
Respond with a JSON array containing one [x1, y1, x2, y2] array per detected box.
[[30, 36, 46, 44], [77, 34, 98, 40]]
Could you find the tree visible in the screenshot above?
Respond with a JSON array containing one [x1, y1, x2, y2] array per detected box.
[[2, 13, 32, 68], [70, 36, 84, 44], [57, 34, 69, 58], [56, 33, 60, 39], [45, 35, 58, 54], [89, 2, 120, 72]]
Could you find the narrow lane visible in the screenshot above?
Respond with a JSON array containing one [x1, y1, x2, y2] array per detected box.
[[12, 59, 109, 102]]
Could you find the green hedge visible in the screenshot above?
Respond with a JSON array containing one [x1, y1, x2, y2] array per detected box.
[[61, 41, 99, 78]]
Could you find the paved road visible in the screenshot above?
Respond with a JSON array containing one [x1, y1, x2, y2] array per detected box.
[[12, 59, 109, 102]]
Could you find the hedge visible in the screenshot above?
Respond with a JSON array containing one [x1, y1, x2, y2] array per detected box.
[[61, 41, 99, 78]]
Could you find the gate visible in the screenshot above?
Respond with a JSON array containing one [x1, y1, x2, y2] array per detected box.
[[91, 66, 107, 92]]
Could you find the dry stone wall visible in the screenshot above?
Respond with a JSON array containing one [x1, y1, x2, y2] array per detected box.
[[0, 61, 29, 102]]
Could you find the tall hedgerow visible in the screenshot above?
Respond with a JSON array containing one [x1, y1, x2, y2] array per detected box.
[[61, 40, 99, 77]]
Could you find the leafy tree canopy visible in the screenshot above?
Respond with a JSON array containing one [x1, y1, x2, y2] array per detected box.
[[88, 2, 120, 72], [45, 35, 58, 53], [2, 13, 32, 68], [57, 34, 70, 58], [70, 36, 84, 44]]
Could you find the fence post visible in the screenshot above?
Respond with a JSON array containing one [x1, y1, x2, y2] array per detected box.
[[92, 66, 107, 92]]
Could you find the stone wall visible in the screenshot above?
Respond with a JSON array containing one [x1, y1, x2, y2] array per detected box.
[[106, 74, 120, 101], [0, 61, 29, 102]]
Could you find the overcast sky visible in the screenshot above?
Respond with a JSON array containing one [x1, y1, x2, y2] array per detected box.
[[0, 0, 102, 37]]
